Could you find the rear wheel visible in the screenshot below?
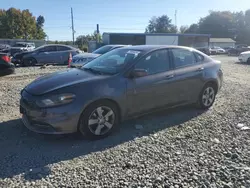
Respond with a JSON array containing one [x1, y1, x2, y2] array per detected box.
[[197, 83, 217, 109], [78, 100, 119, 140], [23, 58, 37, 67]]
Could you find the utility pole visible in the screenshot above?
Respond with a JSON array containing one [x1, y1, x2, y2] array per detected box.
[[175, 10, 177, 29], [96, 24, 100, 43], [71, 7, 75, 45]]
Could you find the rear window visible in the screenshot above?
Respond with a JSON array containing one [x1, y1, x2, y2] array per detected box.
[[13, 43, 26, 47], [57, 46, 71, 51], [194, 52, 204, 62]]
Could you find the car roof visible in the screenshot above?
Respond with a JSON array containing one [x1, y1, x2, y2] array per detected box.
[[120, 45, 195, 52], [43, 44, 76, 49], [106, 44, 130, 47]]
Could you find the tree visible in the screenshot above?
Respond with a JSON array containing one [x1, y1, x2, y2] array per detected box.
[[75, 34, 93, 46], [36, 16, 46, 39], [0, 8, 46, 39], [179, 25, 189, 33], [245, 9, 250, 26], [185, 24, 199, 33], [198, 11, 235, 38], [145, 15, 177, 33]]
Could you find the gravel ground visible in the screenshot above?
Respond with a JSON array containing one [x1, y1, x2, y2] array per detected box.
[[0, 57, 250, 188]]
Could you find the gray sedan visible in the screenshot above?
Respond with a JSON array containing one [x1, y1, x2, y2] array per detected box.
[[12, 44, 82, 66], [70, 45, 129, 68], [20, 45, 223, 139]]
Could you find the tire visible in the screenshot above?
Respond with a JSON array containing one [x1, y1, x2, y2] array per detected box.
[[23, 58, 37, 67], [78, 100, 119, 140], [247, 58, 250, 64], [197, 83, 217, 109]]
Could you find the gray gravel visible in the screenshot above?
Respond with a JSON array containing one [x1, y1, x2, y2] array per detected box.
[[0, 58, 250, 188]]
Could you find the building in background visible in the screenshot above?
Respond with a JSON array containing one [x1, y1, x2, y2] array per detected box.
[[102, 33, 211, 49], [210, 38, 236, 48]]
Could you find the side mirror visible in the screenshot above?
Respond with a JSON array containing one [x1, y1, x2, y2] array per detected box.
[[129, 69, 148, 78]]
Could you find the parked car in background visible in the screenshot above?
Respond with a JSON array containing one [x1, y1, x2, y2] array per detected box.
[[196, 47, 211, 55], [12, 44, 82, 66], [228, 44, 250, 56], [0, 44, 11, 53], [0, 53, 15, 76], [223, 46, 234, 53], [20, 45, 223, 139], [238, 51, 250, 64], [70, 45, 129, 68], [9, 42, 36, 56], [210, 46, 226, 55]]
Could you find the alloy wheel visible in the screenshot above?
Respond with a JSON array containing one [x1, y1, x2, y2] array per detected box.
[[88, 106, 115, 136], [202, 87, 215, 107]]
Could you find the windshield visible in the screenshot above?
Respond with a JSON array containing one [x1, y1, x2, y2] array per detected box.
[[13, 43, 26, 47], [92, 46, 114, 54], [82, 48, 142, 75]]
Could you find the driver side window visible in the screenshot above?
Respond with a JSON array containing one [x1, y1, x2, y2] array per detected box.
[[134, 49, 170, 76]]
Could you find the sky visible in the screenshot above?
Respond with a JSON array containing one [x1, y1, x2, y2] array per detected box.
[[1, 0, 250, 41]]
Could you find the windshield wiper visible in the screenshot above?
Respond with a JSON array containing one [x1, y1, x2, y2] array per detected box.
[[82, 67, 103, 75]]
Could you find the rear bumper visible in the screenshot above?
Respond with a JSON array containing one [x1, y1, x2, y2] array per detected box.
[[0, 66, 15, 76]]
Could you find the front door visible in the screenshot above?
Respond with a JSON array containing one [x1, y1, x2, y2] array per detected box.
[[126, 49, 176, 116], [36, 45, 57, 64]]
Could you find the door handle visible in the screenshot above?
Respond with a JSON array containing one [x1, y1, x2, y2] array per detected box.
[[196, 67, 204, 72], [165, 74, 174, 79]]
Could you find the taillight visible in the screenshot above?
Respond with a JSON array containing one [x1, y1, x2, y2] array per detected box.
[[1, 55, 10, 63]]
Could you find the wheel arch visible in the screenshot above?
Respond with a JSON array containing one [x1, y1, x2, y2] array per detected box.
[[77, 98, 122, 129], [204, 79, 219, 94]]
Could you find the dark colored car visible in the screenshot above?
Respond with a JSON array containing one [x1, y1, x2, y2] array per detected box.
[[196, 47, 211, 56], [12, 44, 82, 66], [0, 53, 15, 76], [20, 45, 223, 139], [228, 45, 250, 56], [70, 45, 129, 68]]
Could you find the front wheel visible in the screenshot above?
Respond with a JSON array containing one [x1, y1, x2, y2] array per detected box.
[[78, 101, 119, 140], [197, 84, 217, 109]]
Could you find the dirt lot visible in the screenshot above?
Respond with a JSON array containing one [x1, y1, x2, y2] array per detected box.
[[0, 56, 250, 188]]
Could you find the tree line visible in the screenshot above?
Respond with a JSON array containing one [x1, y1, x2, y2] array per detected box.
[[0, 8, 46, 40], [146, 10, 250, 45], [0, 7, 249, 46]]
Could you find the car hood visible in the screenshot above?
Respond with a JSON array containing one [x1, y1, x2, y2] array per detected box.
[[73, 53, 100, 59], [241, 51, 250, 55], [24, 68, 106, 95]]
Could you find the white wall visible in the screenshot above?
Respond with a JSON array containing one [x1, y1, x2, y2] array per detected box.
[[210, 42, 235, 48], [102, 33, 110, 44], [146, 35, 178, 45]]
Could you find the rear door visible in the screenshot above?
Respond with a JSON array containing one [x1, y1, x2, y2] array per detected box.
[[169, 48, 205, 103], [56, 45, 72, 64], [126, 49, 176, 115]]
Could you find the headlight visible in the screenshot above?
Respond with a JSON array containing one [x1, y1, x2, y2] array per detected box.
[[36, 93, 76, 108]]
